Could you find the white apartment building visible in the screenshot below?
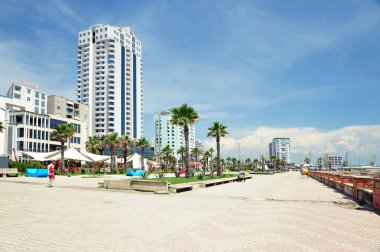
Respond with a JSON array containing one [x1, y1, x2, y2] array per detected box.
[[6, 111, 86, 160], [154, 111, 195, 159], [7, 81, 47, 114], [324, 154, 343, 170], [76, 24, 143, 138], [0, 95, 28, 155], [269, 138, 291, 164], [1, 83, 88, 159], [47, 95, 90, 138]]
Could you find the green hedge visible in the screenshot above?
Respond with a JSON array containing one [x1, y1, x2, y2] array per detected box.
[[9, 161, 44, 172]]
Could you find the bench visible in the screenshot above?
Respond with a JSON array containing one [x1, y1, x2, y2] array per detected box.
[[0, 168, 20, 177]]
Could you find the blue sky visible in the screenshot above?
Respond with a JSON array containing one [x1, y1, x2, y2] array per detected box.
[[1, 0, 379, 163]]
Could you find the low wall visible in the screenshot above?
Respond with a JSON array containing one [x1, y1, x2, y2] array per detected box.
[[308, 171, 379, 211], [130, 180, 169, 192], [104, 179, 131, 190]]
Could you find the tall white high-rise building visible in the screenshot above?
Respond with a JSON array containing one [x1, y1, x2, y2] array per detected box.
[[269, 138, 291, 164], [76, 24, 143, 138], [154, 111, 195, 159]]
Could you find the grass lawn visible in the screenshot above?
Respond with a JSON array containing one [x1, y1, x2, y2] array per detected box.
[[138, 174, 237, 185]]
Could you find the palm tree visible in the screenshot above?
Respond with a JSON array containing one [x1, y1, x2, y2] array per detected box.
[[170, 104, 200, 177], [245, 158, 252, 169], [119, 134, 134, 169], [221, 158, 225, 170], [103, 132, 120, 172], [209, 148, 214, 171], [51, 124, 75, 174], [86, 135, 101, 154], [226, 156, 232, 170], [207, 121, 228, 176], [203, 150, 211, 171], [0, 121, 5, 133], [161, 145, 173, 170], [191, 147, 202, 163], [177, 146, 186, 171], [136, 137, 150, 170], [168, 155, 177, 170], [231, 157, 237, 170]]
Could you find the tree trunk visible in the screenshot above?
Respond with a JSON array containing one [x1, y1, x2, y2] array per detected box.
[[216, 135, 221, 176], [123, 143, 127, 169], [141, 147, 145, 170], [110, 144, 114, 173], [184, 125, 190, 177], [60, 140, 65, 174], [181, 153, 184, 171]]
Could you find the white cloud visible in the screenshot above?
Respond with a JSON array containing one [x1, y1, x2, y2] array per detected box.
[[202, 125, 380, 164]]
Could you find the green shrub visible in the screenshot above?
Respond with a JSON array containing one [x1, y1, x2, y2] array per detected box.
[[174, 169, 181, 178], [196, 171, 205, 180], [9, 161, 27, 172], [190, 169, 196, 177], [30, 161, 43, 168], [208, 172, 214, 179], [140, 170, 150, 179], [156, 169, 165, 178], [81, 168, 85, 174]]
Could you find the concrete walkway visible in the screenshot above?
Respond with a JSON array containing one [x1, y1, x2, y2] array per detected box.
[[0, 172, 379, 251]]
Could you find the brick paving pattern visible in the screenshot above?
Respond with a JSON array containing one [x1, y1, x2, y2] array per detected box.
[[0, 172, 379, 251]]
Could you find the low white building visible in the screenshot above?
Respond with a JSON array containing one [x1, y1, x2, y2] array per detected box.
[[7, 111, 86, 160]]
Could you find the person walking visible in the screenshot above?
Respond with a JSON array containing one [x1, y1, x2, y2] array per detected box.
[[48, 161, 55, 187]]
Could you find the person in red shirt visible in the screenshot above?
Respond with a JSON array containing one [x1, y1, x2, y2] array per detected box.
[[47, 161, 55, 187]]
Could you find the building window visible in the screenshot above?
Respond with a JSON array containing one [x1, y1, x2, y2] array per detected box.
[[27, 97, 30, 102], [35, 92, 40, 98], [27, 89, 31, 94]]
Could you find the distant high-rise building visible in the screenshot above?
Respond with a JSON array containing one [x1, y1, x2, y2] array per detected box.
[[154, 111, 195, 159], [195, 140, 204, 152], [76, 24, 143, 138], [269, 138, 291, 163]]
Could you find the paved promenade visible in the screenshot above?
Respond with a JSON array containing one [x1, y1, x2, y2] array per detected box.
[[0, 172, 379, 251]]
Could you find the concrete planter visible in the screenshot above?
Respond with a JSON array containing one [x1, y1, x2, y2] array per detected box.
[[130, 180, 169, 192], [103, 179, 131, 190]]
